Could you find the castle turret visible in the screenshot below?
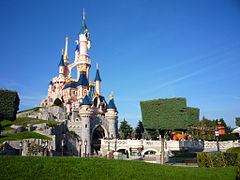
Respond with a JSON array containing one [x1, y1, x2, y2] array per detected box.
[[95, 64, 101, 95], [79, 95, 93, 156], [105, 92, 118, 138], [76, 70, 89, 99], [58, 50, 65, 76]]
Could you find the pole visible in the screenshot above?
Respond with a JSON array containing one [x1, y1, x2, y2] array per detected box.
[[80, 145, 81, 157], [160, 130, 165, 164], [85, 144, 86, 157], [182, 131, 185, 153], [217, 136, 220, 151]]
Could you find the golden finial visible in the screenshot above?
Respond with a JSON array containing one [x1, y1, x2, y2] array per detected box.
[[66, 36, 69, 40], [83, 8, 85, 20], [96, 63, 99, 70], [75, 40, 79, 45], [62, 49, 64, 55], [110, 92, 114, 100]]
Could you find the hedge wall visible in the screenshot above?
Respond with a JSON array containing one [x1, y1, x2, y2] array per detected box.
[[140, 98, 199, 130], [0, 89, 20, 121]]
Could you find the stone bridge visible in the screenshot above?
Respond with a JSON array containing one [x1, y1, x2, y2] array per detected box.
[[101, 139, 240, 157]]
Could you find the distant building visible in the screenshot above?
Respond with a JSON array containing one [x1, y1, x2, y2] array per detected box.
[[39, 9, 118, 155]]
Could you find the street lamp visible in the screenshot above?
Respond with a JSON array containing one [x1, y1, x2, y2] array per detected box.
[[42, 140, 45, 156], [62, 140, 64, 156], [78, 138, 82, 157], [45, 140, 48, 156], [84, 140, 87, 157], [108, 139, 110, 151], [19, 141, 23, 156]]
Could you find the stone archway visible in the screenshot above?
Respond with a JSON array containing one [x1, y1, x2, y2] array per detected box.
[[92, 125, 106, 155]]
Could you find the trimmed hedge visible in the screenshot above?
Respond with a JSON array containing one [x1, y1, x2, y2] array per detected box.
[[197, 152, 238, 168], [0, 89, 20, 121], [226, 147, 240, 154], [140, 98, 199, 130]]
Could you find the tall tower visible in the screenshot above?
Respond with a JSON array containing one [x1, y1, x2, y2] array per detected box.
[[79, 95, 93, 156], [58, 50, 65, 77], [77, 8, 91, 80], [95, 63, 101, 95], [105, 92, 118, 138]]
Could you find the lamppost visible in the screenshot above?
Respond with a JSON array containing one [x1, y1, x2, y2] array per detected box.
[[61, 140, 64, 156], [115, 139, 117, 152], [42, 140, 45, 156], [19, 141, 23, 156], [84, 140, 87, 157], [45, 140, 48, 156], [78, 138, 82, 157], [108, 139, 110, 151]]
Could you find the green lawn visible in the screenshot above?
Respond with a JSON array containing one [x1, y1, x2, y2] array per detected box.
[[0, 156, 237, 180], [0, 117, 59, 132], [0, 132, 52, 144]]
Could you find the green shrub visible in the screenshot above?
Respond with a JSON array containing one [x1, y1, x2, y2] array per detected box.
[[53, 98, 63, 107], [226, 147, 240, 153], [0, 89, 20, 121], [219, 133, 238, 141], [197, 152, 238, 168]]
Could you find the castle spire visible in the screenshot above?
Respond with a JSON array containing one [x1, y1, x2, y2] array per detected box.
[[80, 8, 88, 34], [64, 36, 69, 61]]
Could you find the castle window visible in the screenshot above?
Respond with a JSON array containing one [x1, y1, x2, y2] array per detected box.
[[76, 118, 79, 122], [85, 124, 87, 128]]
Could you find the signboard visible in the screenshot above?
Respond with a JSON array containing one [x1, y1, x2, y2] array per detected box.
[[215, 131, 219, 136]]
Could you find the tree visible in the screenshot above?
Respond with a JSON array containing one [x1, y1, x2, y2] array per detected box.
[[118, 119, 133, 139], [135, 121, 144, 139], [140, 98, 199, 164], [236, 117, 240, 127], [0, 89, 20, 121], [53, 98, 63, 107]]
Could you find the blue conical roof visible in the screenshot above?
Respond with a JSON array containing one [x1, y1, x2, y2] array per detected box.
[[107, 99, 116, 109], [58, 55, 65, 67], [80, 18, 87, 34], [48, 81, 53, 86], [95, 69, 101, 81], [67, 100, 71, 105], [63, 82, 77, 90], [81, 95, 92, 106], [76, 72, 89, 87]]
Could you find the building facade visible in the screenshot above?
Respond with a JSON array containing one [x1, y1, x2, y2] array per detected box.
[[39, 9, 118, 155]]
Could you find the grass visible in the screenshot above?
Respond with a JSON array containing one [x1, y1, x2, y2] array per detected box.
[[0, 156, 237, 180], [0, 131, 52, 144], [17, 107, 42, 113], [0, 117, 59, 132]]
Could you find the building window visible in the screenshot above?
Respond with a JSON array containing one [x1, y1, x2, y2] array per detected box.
[[85, 124, 87, 128]]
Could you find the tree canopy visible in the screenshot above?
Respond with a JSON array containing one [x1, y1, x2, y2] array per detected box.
[[0, 89, 20, 121], [118, 119, 133, 139], [140, 98, 200, 130], [236, 117, 240, 127]]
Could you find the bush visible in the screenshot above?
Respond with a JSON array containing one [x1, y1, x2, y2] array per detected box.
[[226, 147, 240, 153], [53, 98, 63, 107], [219, 133, 238, 141], [197, 152, 238, 168], [0, 89, 20, 121]]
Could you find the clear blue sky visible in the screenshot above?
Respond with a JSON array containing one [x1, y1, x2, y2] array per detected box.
[[0, 0, 240, 128]]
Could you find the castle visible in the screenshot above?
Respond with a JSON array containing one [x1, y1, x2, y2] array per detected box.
[[39, 9, 118, 155]]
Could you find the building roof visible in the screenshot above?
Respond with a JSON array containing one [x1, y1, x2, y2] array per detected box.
[[81, 95, 92, 106], [107, 99, 116, 109], [67, 100, 71, 105], [76, 72, 89, 87], [58, 54, 65, 67], [48, 81, 53, 86], [63, 82, 77, 90], [95, 69, 101, 81]]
